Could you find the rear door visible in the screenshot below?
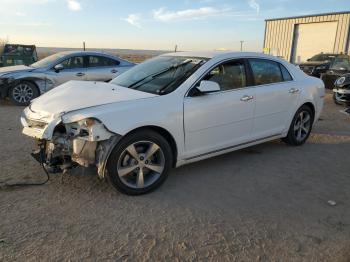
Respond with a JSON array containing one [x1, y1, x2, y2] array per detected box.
[[85, 55, 120, 82], [183, 59, 256, 158], [248, 58, 300, 139]]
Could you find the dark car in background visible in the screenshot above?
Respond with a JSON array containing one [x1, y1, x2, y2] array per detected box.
[[298, 53, 345, 78], [0, 44, 38, 67], [321, 55, 350, 89]]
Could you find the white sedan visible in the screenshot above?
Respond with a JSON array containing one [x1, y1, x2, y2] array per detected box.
[[21, 51, 325, 195]]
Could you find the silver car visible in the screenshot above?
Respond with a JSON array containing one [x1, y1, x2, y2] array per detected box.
[[0, 51, 135, 105]]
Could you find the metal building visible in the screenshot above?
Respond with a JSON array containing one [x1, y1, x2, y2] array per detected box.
[[263, 11, 350, 63]]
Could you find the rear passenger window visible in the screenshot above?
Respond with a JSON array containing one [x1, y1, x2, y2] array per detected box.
[[88, 56, 120, 67], [249, 59, 283, 85], [280, 65, 293, 81]]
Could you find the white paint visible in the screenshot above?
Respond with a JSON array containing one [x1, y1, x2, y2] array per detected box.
[[22, 51, 325, 167]]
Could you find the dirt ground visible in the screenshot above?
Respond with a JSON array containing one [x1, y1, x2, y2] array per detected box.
[[0, 91, 350, 261]]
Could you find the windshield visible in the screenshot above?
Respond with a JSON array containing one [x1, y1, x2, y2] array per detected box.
[[308, 54, 336, 62], [4, 45, 34, 56], [111, 56, 207, 95], [331, 57, 350, 70], [31, 53, 65, 68]]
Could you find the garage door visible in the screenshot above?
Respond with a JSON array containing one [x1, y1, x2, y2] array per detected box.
[[291, 22, 338, 63]]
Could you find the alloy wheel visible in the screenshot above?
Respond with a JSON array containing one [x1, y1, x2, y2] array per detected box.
[[293, 111, 311, 142], [117, 141, 165, 189], [12, 83, 34, 104]]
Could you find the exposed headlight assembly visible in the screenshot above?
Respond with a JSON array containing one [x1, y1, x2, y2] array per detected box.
[[336, 76, 346, 86], [66, 118, 114, 142]]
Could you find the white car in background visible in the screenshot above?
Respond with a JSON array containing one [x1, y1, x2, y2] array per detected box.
[[21, 51, 325, 195]]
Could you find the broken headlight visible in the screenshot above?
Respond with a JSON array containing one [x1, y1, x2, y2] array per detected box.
[[66, 118, 114, 142]]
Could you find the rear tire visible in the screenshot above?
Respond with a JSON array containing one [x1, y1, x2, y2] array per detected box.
[[282, 105, 314, 146], [107, 129, 173, 195], [9, 81, 39, 106]]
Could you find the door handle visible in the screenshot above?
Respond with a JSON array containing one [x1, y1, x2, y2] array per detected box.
[[289, 88, 299, 94], [111, 69, 118, 74], [76, 72, 85, 77], [240, 95, 254, 102]]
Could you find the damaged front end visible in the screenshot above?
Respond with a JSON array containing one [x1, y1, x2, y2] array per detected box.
[[333, 74, 350, 104], [22, 111, 121, 178], [0, 77, 17, 98]]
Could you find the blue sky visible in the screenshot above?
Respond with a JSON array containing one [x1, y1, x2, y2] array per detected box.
[[0, 0, 349, 51]]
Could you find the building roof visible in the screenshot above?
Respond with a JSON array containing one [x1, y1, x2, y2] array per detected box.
[[265, 10, 350, 22]]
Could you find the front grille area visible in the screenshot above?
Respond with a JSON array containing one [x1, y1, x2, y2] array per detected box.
[[26, 118, 47, 129]]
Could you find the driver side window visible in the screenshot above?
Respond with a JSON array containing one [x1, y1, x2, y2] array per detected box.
[[203, 60, 247, 91], [60, 56, 84, 70]]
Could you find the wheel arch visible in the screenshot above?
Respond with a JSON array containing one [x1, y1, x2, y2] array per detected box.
[[123, 125, 178, 167], [7, 78, 41, 97], [301, 101, 316, 120]]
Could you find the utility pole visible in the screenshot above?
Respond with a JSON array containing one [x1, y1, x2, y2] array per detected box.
[[240, 41, 244, 52]]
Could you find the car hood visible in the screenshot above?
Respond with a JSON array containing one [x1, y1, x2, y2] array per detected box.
[[0, 65, 34, 76], [299, 61, 329, 66], [29, 80, 158, 118]]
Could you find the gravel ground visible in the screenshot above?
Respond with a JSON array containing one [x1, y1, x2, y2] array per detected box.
[[0, 91, 350, 261]]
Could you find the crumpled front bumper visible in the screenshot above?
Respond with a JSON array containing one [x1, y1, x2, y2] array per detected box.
[[21, 105, 121, 179], [21, 106, 61, 140], [0, 78, 20, 98], [0, 83, 10, 98]]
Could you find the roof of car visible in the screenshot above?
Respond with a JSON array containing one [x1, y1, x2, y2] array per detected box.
[[56, 50, 117, 57], [161, 51, 280, 60]]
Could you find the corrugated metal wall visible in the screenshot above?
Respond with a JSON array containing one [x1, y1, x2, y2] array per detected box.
[[264, 12, 350, 62]]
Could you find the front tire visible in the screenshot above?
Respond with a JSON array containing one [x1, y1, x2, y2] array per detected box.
[[282, 105, 314, 146], [9, 81, 39, 106], [107, 130, 173, 195]]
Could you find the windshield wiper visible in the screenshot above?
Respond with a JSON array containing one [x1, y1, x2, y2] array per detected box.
[[157, 60, 204, 95], [127, 59, 193, 90]]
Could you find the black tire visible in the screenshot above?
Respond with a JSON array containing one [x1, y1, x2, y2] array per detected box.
[[107, 129, 173, 195], [9, 81, 39, 106], [282, 105, 314, 146]]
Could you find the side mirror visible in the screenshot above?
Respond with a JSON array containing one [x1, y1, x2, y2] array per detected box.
[[54, 64, 64, 72], [197, 80, 220, 93]]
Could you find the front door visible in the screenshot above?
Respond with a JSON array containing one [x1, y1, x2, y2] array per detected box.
[[48, 55, 87, 88], [183, 59, 255, 158]]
